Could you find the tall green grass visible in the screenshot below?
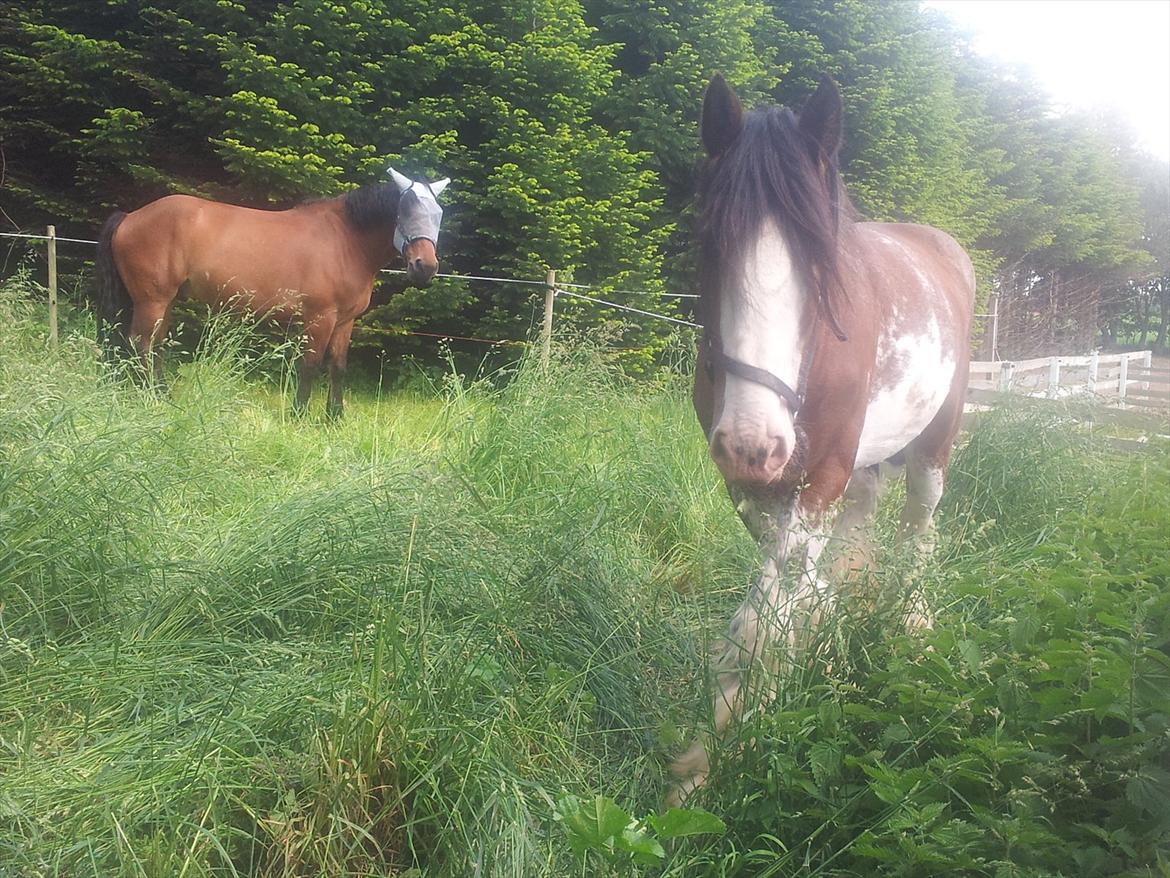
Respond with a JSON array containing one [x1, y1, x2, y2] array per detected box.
[[1, 276, 1166, 877]]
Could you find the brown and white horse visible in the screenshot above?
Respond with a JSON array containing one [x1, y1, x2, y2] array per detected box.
[[95, 168, 449, 416], [669, 75, 975, 803]]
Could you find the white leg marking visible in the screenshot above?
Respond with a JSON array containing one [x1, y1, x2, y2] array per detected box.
[[899, 459, 946, 629], [669, 501, 833, 805], [901, 462, 945, 539]]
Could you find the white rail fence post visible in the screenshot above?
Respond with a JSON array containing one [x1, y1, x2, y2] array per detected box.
[[989, 292, 1000, 361], [1087, 351, 1098, 396], [999, 360, 1015, 392], [1119, 355, 1129, 399], [1046, 357, 1060, 399]]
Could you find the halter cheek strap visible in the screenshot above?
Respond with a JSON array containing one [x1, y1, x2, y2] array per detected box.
[[705, 341, 804, 413]]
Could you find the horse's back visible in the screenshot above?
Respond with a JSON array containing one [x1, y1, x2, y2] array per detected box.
[[113, 194, 352, 317], [858, 222, 975, 313], [115, 194, 244, 268]]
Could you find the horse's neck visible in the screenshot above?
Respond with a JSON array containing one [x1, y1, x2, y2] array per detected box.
[[323, 199, 397, 271], [355, 222, 399, 271]]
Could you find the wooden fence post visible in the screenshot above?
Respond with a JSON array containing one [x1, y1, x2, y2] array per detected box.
[[1087, 350, 1098, 395], [541, 269, 556, 371], [1118, 354, 1129, 400], [47, 224, 58, 349], [1141, 350, 1152, 394], [1047, 357, 1060, 399]]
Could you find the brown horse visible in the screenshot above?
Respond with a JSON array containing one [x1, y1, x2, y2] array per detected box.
[[668, 75, 975, 804], [95, 169, 450, 416]]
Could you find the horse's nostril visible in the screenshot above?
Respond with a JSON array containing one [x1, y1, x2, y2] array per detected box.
[[711, 429, 733, 461], [766, 435, 788, 467]]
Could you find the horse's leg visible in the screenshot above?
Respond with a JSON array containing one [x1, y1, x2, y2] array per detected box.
[[667, 491, 797, 806], [128, 299, 171, 389], [824, 463, 890, 579], [115, 246, 180, 388], [896, 381, 965, 628], [293, 311, 337, 415], [732, 464, 887, 573], [669, 467, 851, 805], [325, 319, 355, 420]]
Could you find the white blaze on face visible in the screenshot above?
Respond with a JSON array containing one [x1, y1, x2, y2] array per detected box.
[[712, 218, 808, 473]]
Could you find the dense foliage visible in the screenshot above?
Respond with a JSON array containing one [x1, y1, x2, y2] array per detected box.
[[1, 0, 1166, 364], [2, 277, 1168, 876]]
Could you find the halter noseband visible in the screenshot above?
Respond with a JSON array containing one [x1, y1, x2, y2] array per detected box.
[[703, 334, 805, 413]]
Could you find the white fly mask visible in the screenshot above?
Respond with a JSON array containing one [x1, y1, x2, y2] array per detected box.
[[389, 167, 450, 254]]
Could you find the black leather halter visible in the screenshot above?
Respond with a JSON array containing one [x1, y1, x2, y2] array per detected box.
[[703, 333, 804, 413], [698, 265, 850, 416]]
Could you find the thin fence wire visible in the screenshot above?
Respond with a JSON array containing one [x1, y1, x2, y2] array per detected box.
[[2, 229, 702, 328], [1, 231, 100, 245], [404, 329, 524, 346], [380, 267, 547, 286], [556, 288, 701, 328], [382, 266, 700, 298], [558, 278, 699, 299]]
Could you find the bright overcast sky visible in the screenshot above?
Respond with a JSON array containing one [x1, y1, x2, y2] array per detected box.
[[921, 0, 1170, 162]]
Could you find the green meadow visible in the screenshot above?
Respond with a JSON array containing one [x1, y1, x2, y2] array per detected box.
[[1, 281, 1167, 877]]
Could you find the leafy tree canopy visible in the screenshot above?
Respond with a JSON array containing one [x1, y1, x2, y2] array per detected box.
[[0, 0, 1159, 367]]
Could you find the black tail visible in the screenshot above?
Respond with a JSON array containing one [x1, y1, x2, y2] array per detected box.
[[96, 211, 133, 361]]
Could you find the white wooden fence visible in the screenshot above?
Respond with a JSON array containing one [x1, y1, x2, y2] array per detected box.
[[968, 351, 1169, 416]]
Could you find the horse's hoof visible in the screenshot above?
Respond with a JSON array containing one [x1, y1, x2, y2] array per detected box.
[[903, 609, 935, 632], [665, 771, 707, 810]]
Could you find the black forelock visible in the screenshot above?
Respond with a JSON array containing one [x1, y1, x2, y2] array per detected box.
[[699, 105, 852, 326]]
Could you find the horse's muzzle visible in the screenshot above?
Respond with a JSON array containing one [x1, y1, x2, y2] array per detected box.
[[407, 260, 437, 286], [402, 239, 438, 286], [709, 428, 791, 489]]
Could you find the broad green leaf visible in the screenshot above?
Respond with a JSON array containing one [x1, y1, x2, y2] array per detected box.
[[958, 639, 983, 675], [1010, 614, 1042, 650], [809, 740, 843, 788], [618, 826, 665, 864], [1125, 767, 1170, 816], [648, 807, 726, 839], [553, 795, 631, 855]]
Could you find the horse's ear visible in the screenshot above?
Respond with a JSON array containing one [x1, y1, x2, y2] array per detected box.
[[430, 177, 450, 197], [799, 75, 844, 160], [701, 73, 744, 158], [389, 167, 413, 192]]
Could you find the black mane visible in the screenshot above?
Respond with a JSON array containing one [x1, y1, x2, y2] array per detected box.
[[343, 182, 401, 228], [699, 105, 853, 328]]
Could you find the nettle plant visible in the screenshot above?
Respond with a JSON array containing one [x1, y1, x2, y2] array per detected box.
[[554, 794, 726, 872]]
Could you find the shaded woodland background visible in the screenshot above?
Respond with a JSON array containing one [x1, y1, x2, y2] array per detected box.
[[2, 0, 1167, 372]]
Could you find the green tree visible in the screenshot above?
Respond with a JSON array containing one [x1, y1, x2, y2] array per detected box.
[[0, 0, 1157, 366], [0, 0, 676, 372]]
